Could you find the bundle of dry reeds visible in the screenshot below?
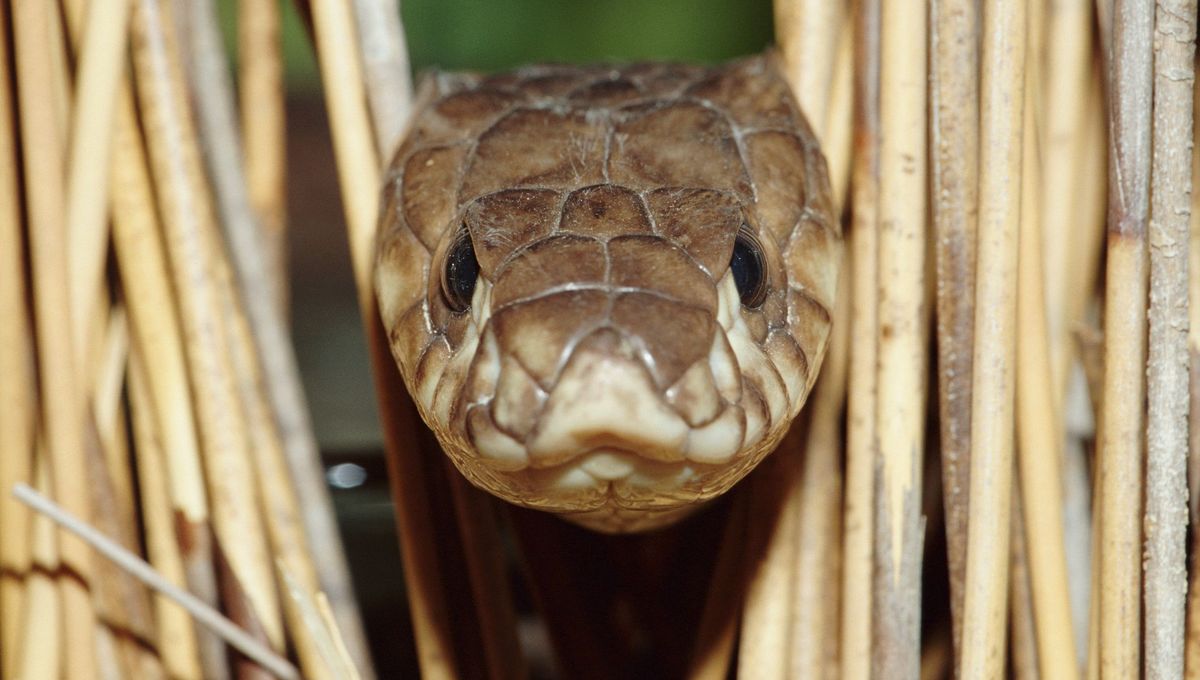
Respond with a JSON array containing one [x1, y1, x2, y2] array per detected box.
[[3, 0, 1199, 677], [0, 0, 376, 677]]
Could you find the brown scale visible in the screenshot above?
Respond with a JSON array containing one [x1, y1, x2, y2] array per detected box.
[[375, 53, 841, 531]]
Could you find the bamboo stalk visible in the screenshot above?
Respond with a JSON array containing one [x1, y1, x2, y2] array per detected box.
[[239, 0, 288, 306], [959, 0, 1026, 675], [841, 0, 881, 676], [1014, 14, 1079, 676], [350, 0, 414, 157], [1100, 0, 1154, 675], [184, 2, 374, 670], [789, 275, 849, 679], [872, 0, 928, 673], [12, 0, 97, 676], [109, 80, 228, 680], [129, 0, 283, 652], [1142, 0, 1195, 676], [0, 2, 35, 673], [128, 349, 205, 680], [63, 0, 132, 372], [12, 484, 302, 680], [929, 0, 980, 662]]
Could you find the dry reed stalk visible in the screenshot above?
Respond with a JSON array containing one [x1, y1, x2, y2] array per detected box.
[[1009, 490, 1040, 680], [1142, 0, 1195, 676], [840, 1, 880, 676], [310, 2, 473, 676], [1100, 0, 1153, 675], [959, 0, 1026, 675], [239, 0, 288, 305], [308, 0, 380, 300], [15, 457, 62, 680], [929, 0, 979, 661], [128, 349, 205, 680], [130, 0, 283, 651], [63, 0, 131, 373], [218, 248, 337, 680], [13, 0, 98, 675], [1040, 0, 1096, 391], [872, 0, 928, 673], [91, 307, 136, 531], [1061, 62, 1108, 659], [824, 16, 854, 210], [351, 0, 414, 156], [737, 447, 802, 679], [1014, 17, 1079, 677], [687, 495, 749, 680], [109, 83, 229, 679], [184, 2, 374, 668], [773, 0, 845, 142], [789, 277, 849, 679], [0, 2, 35, 672], [12, 483, 302, 680]]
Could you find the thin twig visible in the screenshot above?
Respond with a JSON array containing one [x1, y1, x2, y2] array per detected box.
[[350, 0, 414, 158], [1142, 0, 1195, 676], [12, 484, 300, 680]]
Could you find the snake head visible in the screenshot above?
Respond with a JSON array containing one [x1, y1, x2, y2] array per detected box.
[[374, 55, 841, 532]]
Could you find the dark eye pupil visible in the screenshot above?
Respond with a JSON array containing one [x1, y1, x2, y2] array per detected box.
[[731, 229, 767, 308], [442, 230, 479, 312]]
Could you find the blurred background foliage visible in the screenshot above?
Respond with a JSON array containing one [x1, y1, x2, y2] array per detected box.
[[223, 0, 774, 92]]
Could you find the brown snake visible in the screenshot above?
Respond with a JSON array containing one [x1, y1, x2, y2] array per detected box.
[[374, 54, 841, 532]]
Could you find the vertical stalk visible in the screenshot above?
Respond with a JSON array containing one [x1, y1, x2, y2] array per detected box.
[[960, 0, 1026, 675]]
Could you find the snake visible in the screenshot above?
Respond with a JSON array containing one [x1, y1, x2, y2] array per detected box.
[[374, 53, 841, 533]]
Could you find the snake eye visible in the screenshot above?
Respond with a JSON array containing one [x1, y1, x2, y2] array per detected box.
[[441, 228, 479, 313], [731, 226, 767, 308]]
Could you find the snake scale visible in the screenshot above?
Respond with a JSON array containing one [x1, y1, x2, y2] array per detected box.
[[375, 53, 841, 532]]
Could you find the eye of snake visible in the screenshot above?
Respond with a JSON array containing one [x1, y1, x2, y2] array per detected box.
[[441, 227, 479, 313], [731, 226, 767, 308]]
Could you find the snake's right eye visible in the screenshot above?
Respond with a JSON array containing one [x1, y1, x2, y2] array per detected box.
[[731, 225, 768, 308], [441, 228, 479, 313]]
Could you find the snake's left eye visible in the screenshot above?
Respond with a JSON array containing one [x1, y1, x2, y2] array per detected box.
[[731, 225, 767, 308], [441, 228, 479, 313]]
